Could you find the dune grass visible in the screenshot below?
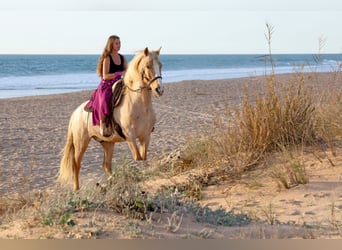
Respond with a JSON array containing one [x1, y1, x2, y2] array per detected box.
[[176, 25, 342, 190], [179, 70, 341, 188]]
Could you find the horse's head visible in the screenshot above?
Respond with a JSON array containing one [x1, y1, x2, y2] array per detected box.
[[139, 47, 164, 97]]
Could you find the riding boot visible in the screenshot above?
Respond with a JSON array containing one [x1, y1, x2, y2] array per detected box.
[[100, 116, 112, 137]]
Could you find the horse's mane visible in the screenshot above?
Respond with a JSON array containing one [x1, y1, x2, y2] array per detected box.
[[124, 49, 160, 87], [124, 50, 145, 87]]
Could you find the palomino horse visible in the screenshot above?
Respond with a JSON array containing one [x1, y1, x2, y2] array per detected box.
[[58, 48, 164, 190]]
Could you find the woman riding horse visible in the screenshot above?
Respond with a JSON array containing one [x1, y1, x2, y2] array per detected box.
[[85, 35, 128, 137], [59, 47, 164, 191]]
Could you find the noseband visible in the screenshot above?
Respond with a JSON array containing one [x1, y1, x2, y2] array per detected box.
[[146, 75, 163, 87]]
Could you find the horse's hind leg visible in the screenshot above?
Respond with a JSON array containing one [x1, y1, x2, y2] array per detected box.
[[73, 137, 91, 191], [101, 142, 114, 177], [73, 161, 81, 191]]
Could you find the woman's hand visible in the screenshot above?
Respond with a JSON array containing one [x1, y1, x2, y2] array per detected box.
[[113, 71, 124, 81], [114, 71, 124, 79], [115, 71, 123, 78]]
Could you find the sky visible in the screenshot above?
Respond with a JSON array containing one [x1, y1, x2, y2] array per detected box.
[[1, 0, 342, 54]]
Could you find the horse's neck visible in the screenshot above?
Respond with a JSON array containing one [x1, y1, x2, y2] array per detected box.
[[124, 75, 153, 109], [127, 85, 153, 108]]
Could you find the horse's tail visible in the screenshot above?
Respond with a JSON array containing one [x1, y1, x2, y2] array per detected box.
[[58, 116, 75, 185]]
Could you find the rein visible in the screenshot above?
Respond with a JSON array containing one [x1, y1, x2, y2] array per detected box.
[[125, 69, 162, 93]]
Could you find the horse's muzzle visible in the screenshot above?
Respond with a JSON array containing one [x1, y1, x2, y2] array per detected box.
[[153, 77, 164, 97], [155, 86, 164, 96]]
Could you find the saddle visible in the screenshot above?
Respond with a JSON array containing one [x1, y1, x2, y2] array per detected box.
[[111, 79, 125, 110], [85, 79, 126, 139]]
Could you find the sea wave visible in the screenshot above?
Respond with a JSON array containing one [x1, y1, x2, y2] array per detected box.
[[0, 73, 100, 91], [0, 62, 340, 99], [163, 63, 339, 82]]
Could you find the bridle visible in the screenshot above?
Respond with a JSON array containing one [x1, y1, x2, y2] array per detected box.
[[124, 66, 162, 93]]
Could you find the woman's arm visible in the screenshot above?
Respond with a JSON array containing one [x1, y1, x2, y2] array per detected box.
[[123, 55, 128, 72]]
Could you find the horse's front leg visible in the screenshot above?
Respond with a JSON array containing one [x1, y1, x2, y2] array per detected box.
[[101, 142, 115, 176], [126, 139, 143, 161], [138, 135, 150, 161]]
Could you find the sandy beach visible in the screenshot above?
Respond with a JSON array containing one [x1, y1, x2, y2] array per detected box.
[[0, 73, 342, 238], [0, 76, 253, 193]]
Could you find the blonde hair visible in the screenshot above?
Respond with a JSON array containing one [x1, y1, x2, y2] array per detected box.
[[96, 35, 120, 76]]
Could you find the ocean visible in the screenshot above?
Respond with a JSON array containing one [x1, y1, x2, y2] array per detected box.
[[0, 54, 341, 99]]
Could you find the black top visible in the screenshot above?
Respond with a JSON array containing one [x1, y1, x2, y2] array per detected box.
[[109, 54, 124, 73]]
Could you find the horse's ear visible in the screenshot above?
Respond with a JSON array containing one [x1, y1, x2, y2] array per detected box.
[[156, 47, 162, 55], [144, 47, 149, 56]]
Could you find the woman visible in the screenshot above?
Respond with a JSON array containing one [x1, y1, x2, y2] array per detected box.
[[85, 35, 127, 136]]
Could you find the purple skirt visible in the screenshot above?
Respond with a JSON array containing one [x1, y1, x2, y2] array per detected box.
[[85, 76, 120, 126]]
